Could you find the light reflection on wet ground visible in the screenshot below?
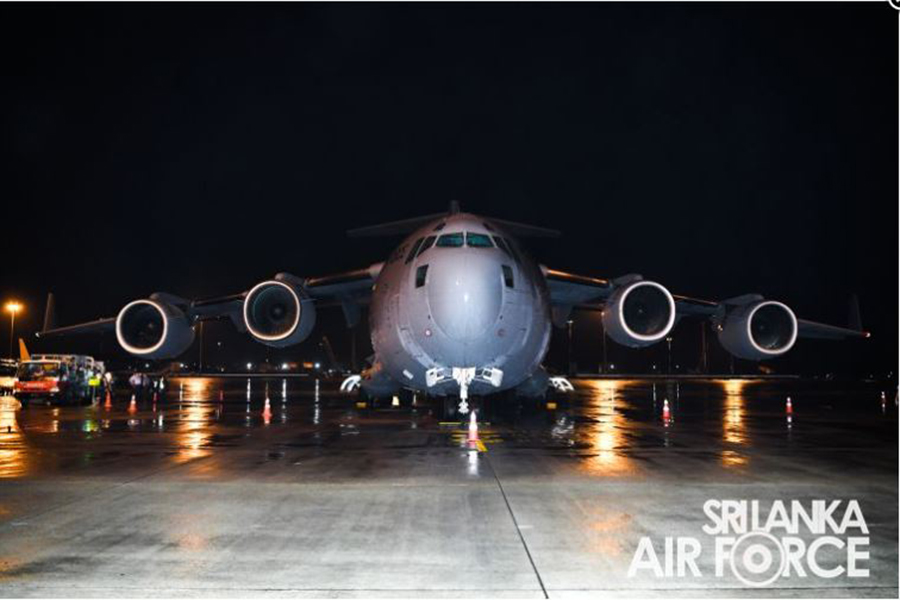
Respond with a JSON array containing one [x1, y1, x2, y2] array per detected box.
[[0, 377, 896, 596], [572, 379, 640, 477], [0, 397, 27, 478], [0, 376, 894, 480]]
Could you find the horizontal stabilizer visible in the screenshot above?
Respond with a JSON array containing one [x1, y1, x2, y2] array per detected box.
[[347, 212, 448, 237], [348, 203, 560, 238], [490, 217, 560, 238]]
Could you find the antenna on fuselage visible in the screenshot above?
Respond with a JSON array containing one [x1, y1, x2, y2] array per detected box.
[[449, 200, 461, 214]]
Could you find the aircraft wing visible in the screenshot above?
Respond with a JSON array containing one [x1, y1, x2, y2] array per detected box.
[[796, 319, 870, 340], [543, 267, 870, 340], [38, 263, 383, 339], [305, 264, 382, 302], [38, 294, 246, 339], [38, 317, 117, 338]]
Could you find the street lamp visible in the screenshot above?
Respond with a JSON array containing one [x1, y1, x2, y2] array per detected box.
[[4, 301, 22, 359]]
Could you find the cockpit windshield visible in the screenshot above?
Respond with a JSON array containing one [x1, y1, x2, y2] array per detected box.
[[436, 232, 495, 248], [436, 232, 464, 247], [466, 233, 493, 248]]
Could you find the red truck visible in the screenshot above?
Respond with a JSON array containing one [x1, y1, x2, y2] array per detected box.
[[14, 354, 105, 405]]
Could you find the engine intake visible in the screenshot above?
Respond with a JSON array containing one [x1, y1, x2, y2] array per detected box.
[[116, 299, 194, 358], [718, 300, 798, 360], [243, 279, 315, 347], [602, 281, 676, 348]]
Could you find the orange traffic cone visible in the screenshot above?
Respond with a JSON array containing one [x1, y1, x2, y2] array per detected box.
[[104, 389, 112, 410], [262, 397, 272, 425], [662, 398, 671, 423], [128, 395, 137, 414], [786, 396, 793, 415], [467, 411, 479, 449]]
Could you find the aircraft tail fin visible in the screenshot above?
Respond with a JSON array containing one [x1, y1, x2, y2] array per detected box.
[[42, 293, 56, 333], [18, 338, 30, 361]]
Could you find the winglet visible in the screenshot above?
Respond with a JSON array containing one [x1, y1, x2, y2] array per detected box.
[[848, 293, 863, 332], [42, 292, 56, 333], [848, 293, 871, 337]]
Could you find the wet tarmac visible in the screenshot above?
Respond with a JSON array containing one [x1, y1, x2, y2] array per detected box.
[[0, 377, 896, 597]]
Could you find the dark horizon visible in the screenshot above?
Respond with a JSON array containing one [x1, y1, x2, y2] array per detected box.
[[1, 4, 896, 377]]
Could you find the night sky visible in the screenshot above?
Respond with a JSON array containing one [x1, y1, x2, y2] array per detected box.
[[1, 4, 896, 376]]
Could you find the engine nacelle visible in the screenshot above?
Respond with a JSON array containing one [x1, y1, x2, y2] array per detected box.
[[602, 280, 676, 348], [243, 279, 315, 347], [116, 298, 195, 359], [718, 300, 798, 360]]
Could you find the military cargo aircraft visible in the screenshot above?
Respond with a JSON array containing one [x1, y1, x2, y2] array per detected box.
[[39, 202, 868, 416]]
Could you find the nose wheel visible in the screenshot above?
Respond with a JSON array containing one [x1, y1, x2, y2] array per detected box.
[[436, 395, 493, 421], [437, 395, 474, 421]]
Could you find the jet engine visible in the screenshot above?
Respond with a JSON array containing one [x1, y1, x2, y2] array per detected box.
[[718, 300, 797, 360], [115, 298, 195, 358], [602, 280, 676, 348], [243, 279, 316, 347]]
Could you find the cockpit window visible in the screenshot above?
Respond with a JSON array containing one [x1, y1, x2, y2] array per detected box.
[[493, 236, 511, 256], [466, 233, 493, 248], [417, 235, 436, 257], [415, 265, 428, 288], [436, 232, 464, 247], [405, 237, 424, 263], [502, 265, 515, 288]]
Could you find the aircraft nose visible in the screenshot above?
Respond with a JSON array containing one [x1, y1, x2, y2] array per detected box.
[[427, 252, 503, 342]]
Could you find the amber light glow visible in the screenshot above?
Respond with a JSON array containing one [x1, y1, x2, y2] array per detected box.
[[717, 378, 757, 468], [0, 397, 28, 478], [172, 377, 216, 464], [578, 379, 640, 477]]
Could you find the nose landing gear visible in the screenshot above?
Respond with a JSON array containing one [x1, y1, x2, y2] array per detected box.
[[451, 367, 476, 414]]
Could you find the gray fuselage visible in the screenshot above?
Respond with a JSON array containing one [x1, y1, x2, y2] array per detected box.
[[368, 213, 552, 398]]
